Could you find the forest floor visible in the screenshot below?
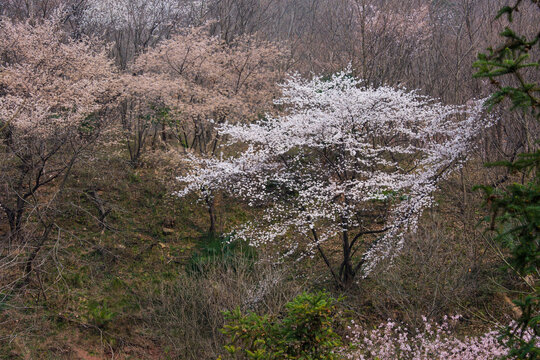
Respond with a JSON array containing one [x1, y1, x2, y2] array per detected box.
[[0, 149, 516, 359]]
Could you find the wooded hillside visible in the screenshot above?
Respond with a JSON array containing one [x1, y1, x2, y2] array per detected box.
[[0, 1, 538, 359]]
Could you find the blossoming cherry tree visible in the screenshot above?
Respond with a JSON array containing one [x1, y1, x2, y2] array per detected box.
[[177, 70, 489, 287]]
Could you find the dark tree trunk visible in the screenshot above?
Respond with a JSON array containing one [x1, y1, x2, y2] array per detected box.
[[340, 229, 355, 287], [206, 196, 216, 234], [24, 224, 53, 279], [2, 197, 26, 241]]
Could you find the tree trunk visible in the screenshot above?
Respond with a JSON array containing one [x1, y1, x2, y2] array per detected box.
[[206, 196, 216, 234], [340, 229, 355, 287]]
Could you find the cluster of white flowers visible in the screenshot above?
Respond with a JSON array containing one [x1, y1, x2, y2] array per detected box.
[[177, 69, 491, 276], [82, 0, 203, 30]]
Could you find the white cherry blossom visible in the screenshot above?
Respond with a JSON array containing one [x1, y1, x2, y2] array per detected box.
[[177, 69, 491, 287]]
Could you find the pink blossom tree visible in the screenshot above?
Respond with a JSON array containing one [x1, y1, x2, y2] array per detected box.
[[120, 26, 285, 167], [176, 70, 489, 288], [0, 17, 116, 251], [128, 26, 286, 232], [128, 26, 286, 152]]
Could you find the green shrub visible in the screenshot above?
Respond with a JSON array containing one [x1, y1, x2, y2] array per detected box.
[[83, 300, 116, 329], [186, 234, 256, 275], [220, 291, 343, 359]]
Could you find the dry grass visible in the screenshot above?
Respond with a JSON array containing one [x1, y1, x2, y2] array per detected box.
[[140, 255, 306, 359]]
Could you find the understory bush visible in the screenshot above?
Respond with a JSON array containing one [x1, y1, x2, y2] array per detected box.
[[365, 213, 504, 328], [220, 291, 343, 360], [142, 255, 305, 359], [186, 234, 257, 275]]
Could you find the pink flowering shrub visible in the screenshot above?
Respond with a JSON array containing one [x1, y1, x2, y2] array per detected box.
[[343, 316, 508, 360]]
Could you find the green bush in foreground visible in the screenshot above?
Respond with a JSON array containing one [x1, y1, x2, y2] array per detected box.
[[220, 291, 342, 359]]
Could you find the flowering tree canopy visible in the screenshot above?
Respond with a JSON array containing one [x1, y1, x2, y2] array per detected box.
[[82, 0, 199, 30], [121, 26, 285, 166], [81, 0, 205, 67], [130, 27, 285, 127], [0, 18, 117, 237], [0, 18, 116, 138], [177, 70, 489, 287]]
